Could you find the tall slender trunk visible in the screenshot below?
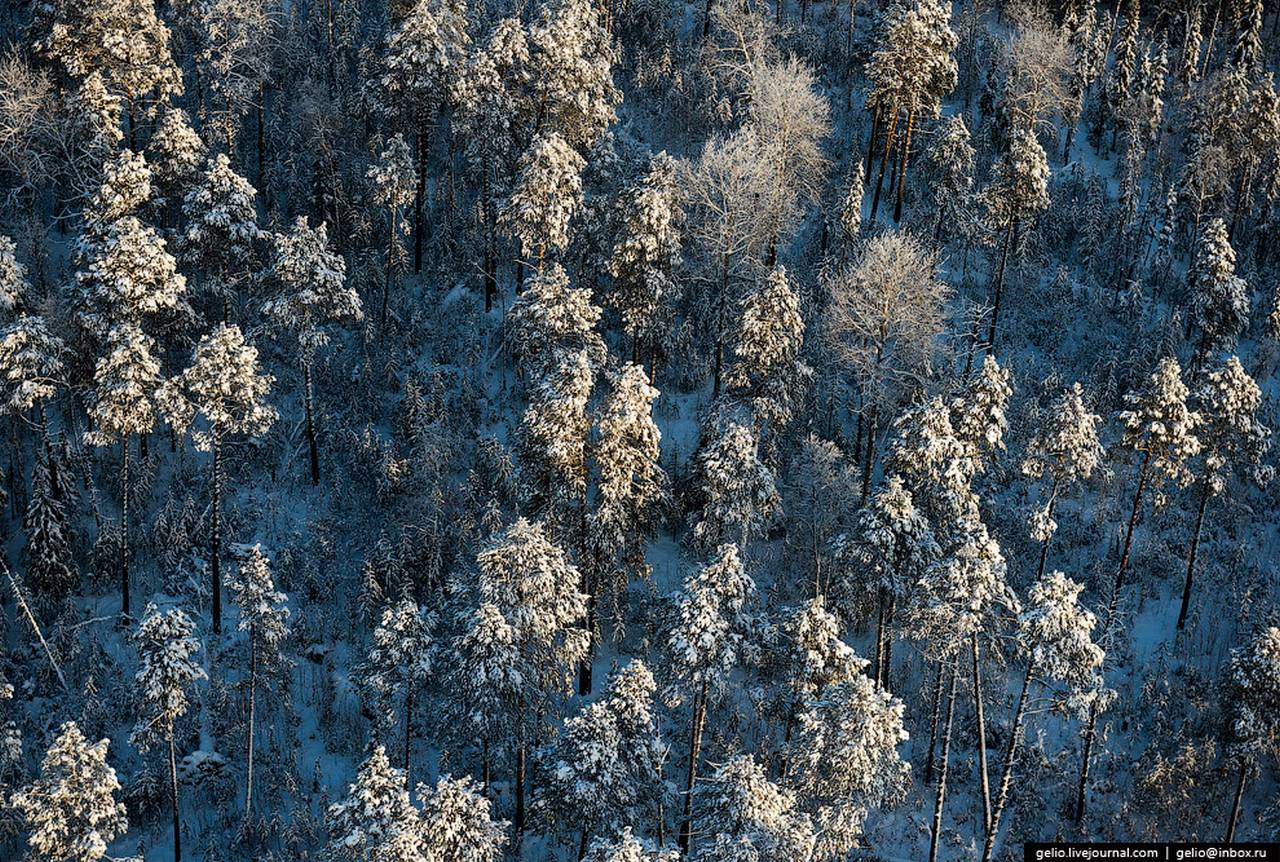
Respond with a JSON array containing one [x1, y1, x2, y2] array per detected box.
[[861, 407, 878, 500], [1226, 762, 1248, 841], [404, 681, 414, 786], [169, 724, 181, 862], [303, 358, 320, 486], [257, 83, 266, 188], [211, 430, 222, 636], [986, 217, 1017, 351], [981, 662, 1035, 862], [244, 626, 257, 820], [381, 206, 395, 340], [712, 253, 729, 398], [892, 109, 916, 223], [972, 632, 991, 835], [1074, 696, 1098, 822], [121, 433, 131, 620], [1113, 449, 1152, 600], [928, 660, 959, 862], [679, 680, 709, 856], [414, 126, 428, 274], [1176, 475, 1212, 631], [1035, 481, 1061, 583], [865, 106, 882, 181], [870, 103, 900, 222], [702, 0, 714, 37], [924, 660, 945, 785], [515, 701, 527, 833], [874, 589, 887, 685]]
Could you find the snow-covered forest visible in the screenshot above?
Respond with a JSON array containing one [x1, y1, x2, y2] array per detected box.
[[1, 0, 1280, 858]]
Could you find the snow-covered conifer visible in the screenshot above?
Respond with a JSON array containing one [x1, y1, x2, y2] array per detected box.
[[0, 314, 66, 425], [666, 543, 758, 854], [181, 154, 261, 308], [326, 745, 424, 862], [368, 134, 417, 334], [527, 0, 620, 151], [925, 115, 974, 241], [159, 323, 275, 635], [362, 598, 433, 783], [725, 265, 812, 438], [1224, 627, 1280, 840], [131, 603, 206, 862], [838, 169, 863, 246], [590, 362, 668, 607], [11, 722, 130, 862], [24, 454, 76, 602], [693, 754, 815, 862], [789, 670, 911, 860], [1190, 218, 1249, 360], [228, 545, 289, 817], [689, 415, 780, 551], [1177, 356, 1271, 630], [981, 571, 1103, 862], [950, 354, 1014, 476], [980, 126, 1050, 348], [147, 105, 206, 205], [607, 152, 683, 364], [417, 774, 508, 862], [475, 518, 588, 831], [84, 323, 162, 620], [533, 660, 665, 850], [263, 217, 362, 485], [501, 132, 585, 270], [1021, 382, 1105, 579], [582, 829, 678, 862], [445, 601, 522, 792]]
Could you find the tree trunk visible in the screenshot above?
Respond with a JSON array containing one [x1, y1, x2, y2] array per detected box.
[[893, 109, 915, 223], [678, 680, 709, 856], [712, 252, 729, 399], [1113, 449, 1152, 600], [981, 662, 1034, 862], [928, 660, 959, 862], [1074, 696, 1099, 822], [404, 680, 414, 786], [169, 724, 182, 862], [303, 358, 320, 486], [861, 406, 878, 500], [702, 0, 714, 38], [873, 589, 887, 686], [381, 206, 395, 340], [121, 434, 131, 621], [986, 216, 1017, 351], [211, 431, 223, 636], [865, 105, 882, 182], [1035, 481, 1060, 583], [244, 626, 256, 821], [414, 125, 428, 274], [972, 632, 991, 836], [1226, 762, 1248, 841], [924, 660, 945, 785], [870, 102, 900, 222], [1176, 475, 1212, 631], [515, 711, 527, 833]]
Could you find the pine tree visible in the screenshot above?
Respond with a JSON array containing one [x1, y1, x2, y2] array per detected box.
[[475, 518, 588, 832], [607, 152, 684, 368], [589, 363, 669, 626], [84, 323, 163, 620], [367, 134, 416, 335], [181, 154, 261, 313], [228, 545, 289, 819], [0, 314, 67, 437], [838, 168, 863, 247], [159, 323, 276, 635], [925, 115, 974, 241], [1177, 356, 1271, 631], [1021, 382, 1106, 581], [417, 774, 508, 862], [11, 721, 132, 862], [263, 217, 363, 485], [1105, 0, 1141, 149], [24, 454, 76, 602], [725, 265, 812, 441], [865, 0, 958, 222], [147, 106, 206, 210], [950, 354, 1013, 478], [194, 0, 273, 152], [665, 543, 758, 855], [789, 670, 911, 861], [981, 571, 1103, 862], [582, 829, 678, 862], [832, 475, 938, 688], [0, 234, 29, 318], [1190, 218, 1249, 363], [131, 603, 207, 862], [533, 660, 665, 854], [501, 132, 585, 272], [980, 126, 1050, 349], [445, 601, 523, 794], [1078, 357, 1201, 822], [527, 0, 621, 151], [361, 598, 433, 785], [692, 754, 815, 862], [326, 745, 425, 862], [689, 415, 780, 551], [1223, 627, 1280, 841]]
